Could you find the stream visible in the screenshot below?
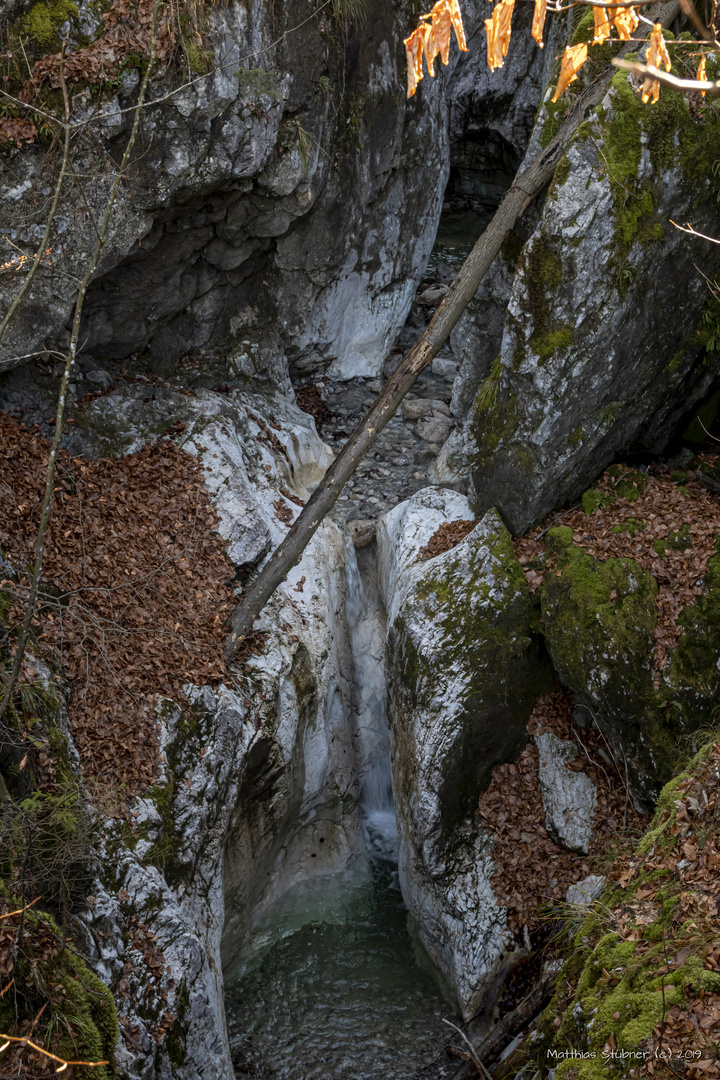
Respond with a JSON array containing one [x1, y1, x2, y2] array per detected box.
[[223, 543, 461, 1080]]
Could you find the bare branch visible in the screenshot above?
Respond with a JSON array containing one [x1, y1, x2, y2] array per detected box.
[[670, 219, 720, 244], [0, 42, 71, 347], [612, 57, 720, 93]]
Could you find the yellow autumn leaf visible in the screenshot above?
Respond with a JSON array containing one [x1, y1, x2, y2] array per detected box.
[[448, 0, 468, 52], [485, 0, 515, 72], [404, 0, 469, 97], [434, 1, 454, 64], [532, 0, 547, 48], [404, 24, 426, 97], [551, 42, 588, 102], [640, 22, 671, 104], [592, 5, 612, 45], [612, 5, 639, 41], [697, 53, 708, 96]]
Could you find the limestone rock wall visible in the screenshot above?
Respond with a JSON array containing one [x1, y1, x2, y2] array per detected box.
[[0, 0, 466, 383], [465, 68, 720, 534], [59, 384, 363, 1079], [378, 488, 551, 1018]]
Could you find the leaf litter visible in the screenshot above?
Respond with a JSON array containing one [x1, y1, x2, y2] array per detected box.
[[477, 690, 646, 938], [0, 412, 235, 798]]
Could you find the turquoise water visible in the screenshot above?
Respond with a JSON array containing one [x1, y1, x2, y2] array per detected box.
[[224, 860, 461, 1080]]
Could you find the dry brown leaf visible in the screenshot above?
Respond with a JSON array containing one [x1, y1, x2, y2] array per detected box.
[[641, 22, 671, 103], [612, 5, 640, 40], [485, 0, 515, 72], [592, 5, 612, 44], [551, 42, 588, 102], [532, 0, 547, 48], [404, 0, 468, 97]]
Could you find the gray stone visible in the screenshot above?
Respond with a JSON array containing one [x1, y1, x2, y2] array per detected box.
[[566, 874, 606, 907], [432, 357, 459, 380], [402, 397, 452, 420], [85, 368, 115, 389], [535, 733, 597, 855], [416, 413, 454, 444], [417, 284, 449, 305], [347, 519, 377, 548]]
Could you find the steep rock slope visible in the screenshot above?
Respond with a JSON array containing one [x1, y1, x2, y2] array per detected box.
[[0, 0, 467, 382]]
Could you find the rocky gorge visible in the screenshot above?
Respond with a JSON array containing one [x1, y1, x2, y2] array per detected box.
[[1, 0, 720, 1078]]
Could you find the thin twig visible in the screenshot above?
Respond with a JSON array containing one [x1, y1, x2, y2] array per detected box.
[[670, 219, 720, 245], [0, 1, 162, 724], [442, 1020, 492, 1079], [0, 40, 71, 348], [613, 57, 720, 94]]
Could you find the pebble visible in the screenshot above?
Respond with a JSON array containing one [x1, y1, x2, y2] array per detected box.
[[402, 398, 451, 420], [432, 357, 459, 380]]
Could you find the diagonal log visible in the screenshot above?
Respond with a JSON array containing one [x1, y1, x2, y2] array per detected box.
[[224, 5, 678, 659]]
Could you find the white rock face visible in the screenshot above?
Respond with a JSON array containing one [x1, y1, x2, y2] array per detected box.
[[380, 489, 550, 1019], [71, 384, 363, 1079], [535, 733, 597, 855], [376, 486, 475, 620]]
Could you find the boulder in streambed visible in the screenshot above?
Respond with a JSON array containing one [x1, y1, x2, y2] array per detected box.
[[379, 488, 552, 1018]]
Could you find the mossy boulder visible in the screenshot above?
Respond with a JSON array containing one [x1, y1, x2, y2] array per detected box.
[[469, 68, 720, 535], [382, 491, 552, 1017], [540, 527, 720, 804]]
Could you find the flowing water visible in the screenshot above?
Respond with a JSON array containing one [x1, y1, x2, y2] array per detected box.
[[223, 543, 460, 1080]]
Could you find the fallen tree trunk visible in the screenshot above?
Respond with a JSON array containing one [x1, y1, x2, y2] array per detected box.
[[450, 971, 555, 1079], [225, 7, 677, 659]]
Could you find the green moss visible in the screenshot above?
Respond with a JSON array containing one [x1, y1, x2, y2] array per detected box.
[[165, 982, 190, 1067], [668, 523, 692, 551], [582, 489, 605, 515], [500, 229, 524, 267], [664, 544, 720, 717], [23, 0, 78, 48], [470, 383, 521, 472], [236, 67, 283, 100], [535, 325, 574, 363], [533, 738, 720, 1076], [549, 154, 571, 199], [0, 901, 117, 1079], [653, 537, 668, 557], [475, 355, 502, 409], [143, 699, 211, 884], [183, 38, 214, 74], [525, 233, 563, 327]]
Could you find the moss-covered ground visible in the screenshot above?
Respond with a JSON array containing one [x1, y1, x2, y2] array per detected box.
[[529, 740, 720, 1078], [514, 463, 720, 797]]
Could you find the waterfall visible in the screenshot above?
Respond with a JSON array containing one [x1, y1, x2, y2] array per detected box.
[[344, 537, 397, 866]]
